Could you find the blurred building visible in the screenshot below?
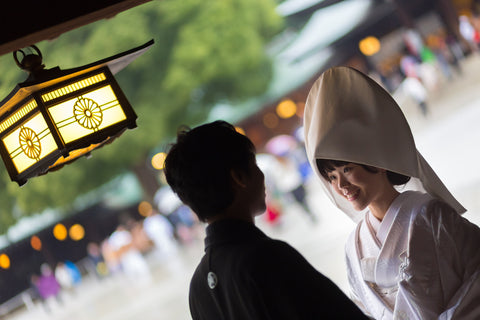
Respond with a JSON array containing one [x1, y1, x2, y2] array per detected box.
[[232, 0, 474, 150]]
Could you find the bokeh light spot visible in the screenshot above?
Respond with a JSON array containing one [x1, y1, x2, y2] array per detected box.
[[30, 235, 42, 251], [263, 113, 278, 129], [0, 254, 10, 269], [151, 152, 167, 170], [359, 36, 381, 56], [276, 99, 297, 119], [53, 223, 67, 241], [138, 201, 153, 217], [69, 224, 85, 241]]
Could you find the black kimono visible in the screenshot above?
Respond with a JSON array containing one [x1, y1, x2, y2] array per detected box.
[[189, 219, 367, 319]]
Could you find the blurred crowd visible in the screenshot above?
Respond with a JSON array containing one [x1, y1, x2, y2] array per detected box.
[[371, 14, 480, 118], [24, 194, 205, 314]]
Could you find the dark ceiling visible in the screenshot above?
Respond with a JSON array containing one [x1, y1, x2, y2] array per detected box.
[[0, 0, 152, 57]]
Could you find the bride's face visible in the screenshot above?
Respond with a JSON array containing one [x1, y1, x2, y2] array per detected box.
[[326, 163, 388, 212]]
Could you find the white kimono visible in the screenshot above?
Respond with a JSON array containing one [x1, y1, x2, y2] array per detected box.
[[303, 66, 480, 319], [346, 191, 480, 319]]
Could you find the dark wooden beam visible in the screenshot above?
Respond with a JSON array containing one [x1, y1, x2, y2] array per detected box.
[[0, 0, 153, 56]]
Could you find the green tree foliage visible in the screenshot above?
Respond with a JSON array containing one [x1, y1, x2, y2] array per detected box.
[[0, 0, 283, 230]]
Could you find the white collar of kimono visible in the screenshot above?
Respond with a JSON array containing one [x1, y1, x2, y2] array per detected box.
[[375, 191, 410, 244], [303, 66, 465, 223], [364, 193, 399, 247]]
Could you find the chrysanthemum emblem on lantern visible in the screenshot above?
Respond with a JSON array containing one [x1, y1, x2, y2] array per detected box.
[[74, 98, 103, 130], [19, 127, 41, 159]]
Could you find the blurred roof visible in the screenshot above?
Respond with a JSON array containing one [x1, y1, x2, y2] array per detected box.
[[0, 0, 152, 56], [276, 0, 345, 16], [208, 0, 375, 122], [209, 0, 441, 124]]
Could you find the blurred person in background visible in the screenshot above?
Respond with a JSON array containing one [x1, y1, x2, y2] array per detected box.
[[154, 186, 201, 244], [269, 153, 318, 223], [398, 47, 430, 117], [256, 153, 285, 227], [54, 262, 73, 290], [304, 66, 480, 319], [143, 208, 179, 265], [54, 260, 81, 295], [86, 242, 109, 279], [265, 134, 317, 223], [459, 15, 479, 52], [163, 120, 367, 320], [108, 224, 151, 285], [33, 264, 63, 313], [101, 238, 122, 276]]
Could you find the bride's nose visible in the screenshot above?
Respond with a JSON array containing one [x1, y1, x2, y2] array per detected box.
[[337, 174, 350, 189]]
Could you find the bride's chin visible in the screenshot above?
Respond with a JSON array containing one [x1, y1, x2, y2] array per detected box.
[[351, 202, 367, 212]]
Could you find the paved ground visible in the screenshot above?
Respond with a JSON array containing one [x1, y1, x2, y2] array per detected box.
[[4, 54, 480, 320]]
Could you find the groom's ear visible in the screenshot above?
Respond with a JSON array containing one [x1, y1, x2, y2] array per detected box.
[[230, 169, 247, 188]]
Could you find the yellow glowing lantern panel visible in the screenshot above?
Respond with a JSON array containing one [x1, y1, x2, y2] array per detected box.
[[53, 223, 68, 241], [48, 141, 103, 170], [48, 85, 127, 144], [2, 112, 57, 174], [0, 253, 10, 269]]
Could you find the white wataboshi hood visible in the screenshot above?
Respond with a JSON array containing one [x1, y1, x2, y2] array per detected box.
[[303, 66, 465, 222]]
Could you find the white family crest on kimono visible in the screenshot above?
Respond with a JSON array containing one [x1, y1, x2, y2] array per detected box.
[[303, 66, 480, 319]]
